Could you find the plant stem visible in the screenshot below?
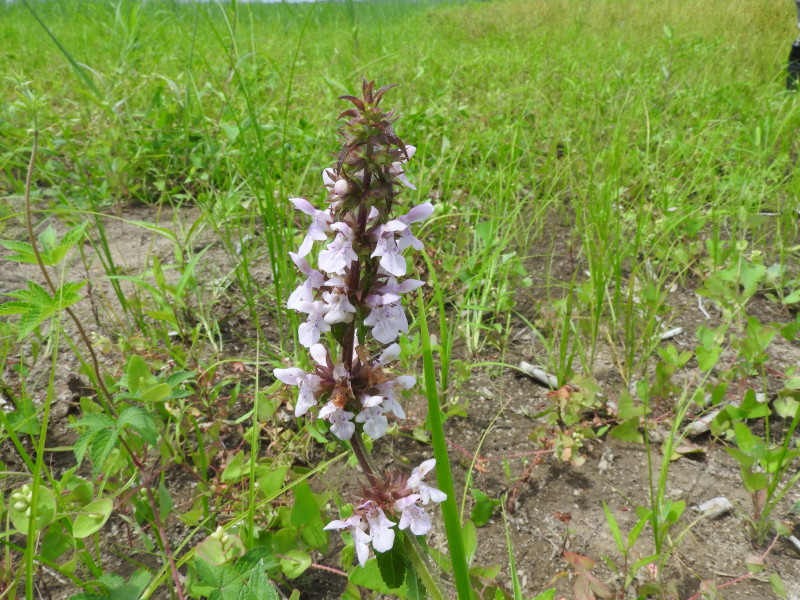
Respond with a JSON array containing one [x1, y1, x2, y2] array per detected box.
[[350, 432, 378, 487], [403, 532, 448, 600], [23, 128, 115, 415]]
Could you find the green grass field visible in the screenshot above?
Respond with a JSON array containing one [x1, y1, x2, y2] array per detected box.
[[1, 0, 800, 598]]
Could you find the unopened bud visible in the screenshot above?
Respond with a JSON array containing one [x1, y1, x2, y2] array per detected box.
[[333, 178, 350, 197], [13, 501, 28, 512]]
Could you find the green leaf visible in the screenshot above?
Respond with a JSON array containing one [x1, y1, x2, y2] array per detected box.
[[602, 502, 625, 554], [470, 489, 500, 527], [126, 355, 151, 396], [696, 346, 722, 371], [770, 573, 787, 599], [375, 540, 406, 590], [41, 522, 73, 561], [242, 561, 281, 600], [279, 550, 311, 579], [117, 406, 158, 445], [157, 483, 173, 521], [221, 451, 246, 484], [609, 417, 643, 443], [290, 481, 319, 526], [73, 498, 113, 538], [0, 239, 37, 262], [89, 428, 119, 477], [142, 383, 172, 404], [529, 591, 556, 600], [72, 413, 115, 432], [462, 519, 477, 564], [10, 486, 57, 533]]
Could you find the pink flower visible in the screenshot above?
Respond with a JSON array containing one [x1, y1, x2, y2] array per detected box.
[[319, 402, 356, 440], [287, 253, 325, 311], [273, 343, 327, 416], [324, 515, 371, 567], [395, 495, 432, 536], [364, 300, 408, 344], [290, 198, 333, 257], [363, 504, 396, 553], [407, 459, 446, 505], [319, 223, 358, 274]]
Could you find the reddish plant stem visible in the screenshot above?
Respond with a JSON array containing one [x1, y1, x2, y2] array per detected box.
[[145, 487, 187, 600], [684, 534, 779, 600]]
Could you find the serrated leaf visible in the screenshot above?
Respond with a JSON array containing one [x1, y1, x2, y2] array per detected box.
[[90, 428, 119, 476], [117, 406, 158, 445], [17, 303, 45, 337], [38, 225, 58, 253], [72, 413, 116, 432], [73, 498, 113, 538], [0, 301, 31, 316], [0, 239, 38, 263], [375, 541, 406, 589], [242, 561, 280, 600], [61, 222, 89, 250], [73, 430, 95, 466]]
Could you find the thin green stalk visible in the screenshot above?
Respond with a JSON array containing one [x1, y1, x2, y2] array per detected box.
[[417, 290, 472, 600], [500, 493, 522, 600]]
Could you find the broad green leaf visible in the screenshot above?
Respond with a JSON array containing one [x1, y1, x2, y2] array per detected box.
[[126, 355, 151, 396], [243, 561, 281, 600], [73, 498, 113, 538], [470, 488, 500, 527], [41, 522, 73, 561], [770, 573, 787, 599], [375, 540, 406, 589], [72, 413, 115, 432], [90, 428, 119, 476], [117, 406, 158, 445], [696, 346, 722, 371], [609, 417, 643, 444], [142, 382, 171, 404], [279, 550, 311, 579], [10, 486, 57, 533], [529, 590, 556, 600], [290, 481, 319, 526], [221, 451, 246, 484]]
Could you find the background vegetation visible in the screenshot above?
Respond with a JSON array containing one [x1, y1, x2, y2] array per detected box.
[[1, 0, 799, 598]]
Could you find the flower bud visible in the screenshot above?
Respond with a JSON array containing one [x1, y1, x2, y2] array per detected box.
[[13, 501, 28, 512], [333, 178, 350, 197]]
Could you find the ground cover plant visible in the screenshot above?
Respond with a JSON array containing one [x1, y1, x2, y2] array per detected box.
[[1, 0, 800, 598]]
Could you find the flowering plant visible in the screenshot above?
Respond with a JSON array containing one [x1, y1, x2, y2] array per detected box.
[[274, 80, 446, 586]]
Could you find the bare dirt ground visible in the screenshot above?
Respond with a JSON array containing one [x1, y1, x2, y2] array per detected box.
[[2, 203, 800, 600]]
